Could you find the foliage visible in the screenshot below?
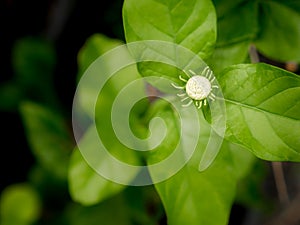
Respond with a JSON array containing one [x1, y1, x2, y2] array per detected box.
[[0, 184, 41, 225], [1, 0, 300, 225]]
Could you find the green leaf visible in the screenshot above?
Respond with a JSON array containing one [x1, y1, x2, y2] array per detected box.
[[12, 37, 56, 84], [0, 184, 41, 225], [227, 141, 256, 180], [70, 68, 145, 204], [154, 160, 235, 225], [20, 102, 73, 180], [123, 0, 216, 94], [123, 0, 217, 60], [214, 0, 258, 46], [71, 34, 147, 204], [270, 0, 300, 12], [77, 34, 123, 78], [67, 185, 162, 225], [212, 0, 245, 18], [68, 139, 125, 206], [208, 41, 250, 75], [12, 37, 57, 105], [0, 82, 23, 112], [28, 164, 68, 197], [218, 63, 300, 161], [235, 160, 271, 210], [148, 108, 239, 225], [208, 0, 258, 74], [66, 195, 132, 225], [255, 1, 300, 62], [123, 186, 164, 224], [76, 34, 139, 118]]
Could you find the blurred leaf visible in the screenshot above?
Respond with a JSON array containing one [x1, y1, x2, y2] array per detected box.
[[71, 34, 145, 205], [123, 0, 217, 60], [69, 186, 163, 225], [218, 63, 300, 161], [76, 34, 138, 118], [208, 41, 250, 75], [69, 66, 146, 205], [68, 144, 125, 206], [77, 34, 123, 78], [92, 69, 147, 166], [0, 82, 23, 111], [123, 186, 164, 224], [235, 160, 272, 210], [208, 0, 258, 74], [214, 0, 258, 46], [0, 184, 41, 225], [255, 1, 300, 62], [12, 37, 55, 84], [212, 0, 245, 17], [20, 102, 73, 180], [12, 37, 57, 105], [271, 0, 300, 12], [66, 195, 132, 225], [145, 100, 180, 164], [227, 141, 256, 180], [69, 152, 162, 222]]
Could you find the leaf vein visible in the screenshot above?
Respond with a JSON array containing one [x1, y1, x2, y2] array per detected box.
[[225, 99, 299, 122]]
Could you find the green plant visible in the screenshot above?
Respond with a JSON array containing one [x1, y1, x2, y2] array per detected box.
[[68, 0, 300, 225], [1, 0, 299, 225]]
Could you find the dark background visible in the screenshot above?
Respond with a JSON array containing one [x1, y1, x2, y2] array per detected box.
[[0, 0, 124, 193]]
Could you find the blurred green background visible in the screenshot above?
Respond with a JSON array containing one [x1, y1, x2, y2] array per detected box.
[[0, 1, 129, 224], [1, 0, 124, 191]]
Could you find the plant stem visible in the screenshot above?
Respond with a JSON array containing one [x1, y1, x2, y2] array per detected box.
[[248, 44, 260, 63], [248, 45, 290, 206], [272, 162, 290, 205], [265, 193, 300, 225], [46, 0, 76, 41]]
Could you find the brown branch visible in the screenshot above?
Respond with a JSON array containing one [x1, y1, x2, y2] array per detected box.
[[45, 0, 76, 41], [247, 44, 299, 225], [248, 44, 260, 64], [265, 193, 300, 225], [272, 162, 290, 205], [285, 62, 299, 73], [248, 45, 290, 208]]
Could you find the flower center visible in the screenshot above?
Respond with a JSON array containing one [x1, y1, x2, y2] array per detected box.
[[186, 76, 212, 100]]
